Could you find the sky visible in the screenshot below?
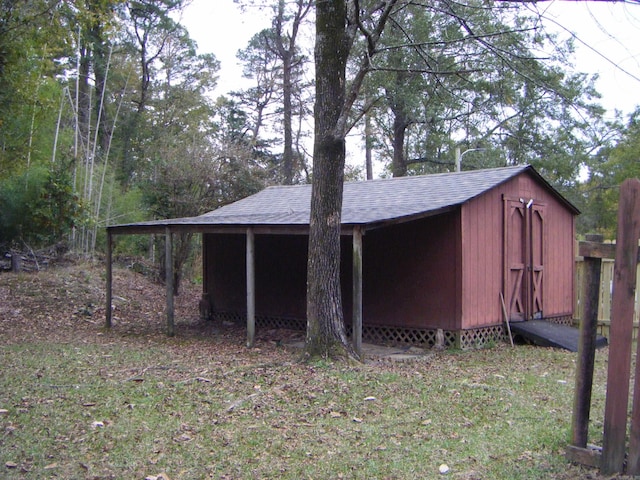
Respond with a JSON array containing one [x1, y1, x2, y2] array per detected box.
[[536, 0, 640, 119], [177, 0, 640, 121]]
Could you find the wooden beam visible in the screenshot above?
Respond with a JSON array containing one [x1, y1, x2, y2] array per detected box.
[[105, 231, 113, 329], [627, 184, 640, 474], [352, 227, 363, 359], [601, 179, 640, 474], [246, 227, 256, 348], [578, 240, 640, 261], [165, 227, 175, 337], [571, 234, 603, 448]]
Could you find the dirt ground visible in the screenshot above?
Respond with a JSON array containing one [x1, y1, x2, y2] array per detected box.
[[0, 259, 435, 363], [0, 259, 260, 347]]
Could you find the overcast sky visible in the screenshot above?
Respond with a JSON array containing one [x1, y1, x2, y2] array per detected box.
[[177, 0, 640, 119]]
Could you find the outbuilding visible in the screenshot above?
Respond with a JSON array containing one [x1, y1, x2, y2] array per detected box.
[[106, 165, 579, 349]]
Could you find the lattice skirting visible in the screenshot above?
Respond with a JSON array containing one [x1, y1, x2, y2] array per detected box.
[[211, 310, 506, 350], [363, 324, 506, 350], [544, 314, 574, 327], [212, 311, 306, 331]]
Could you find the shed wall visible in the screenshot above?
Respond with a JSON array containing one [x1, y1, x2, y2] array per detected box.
[[205, 233, 354, 322], [362, 212, 460, 331], [459, 171, 575, 330], [204, 233, 245, 314], [460, 183, 504, 329], [507, 172, 575, 320]]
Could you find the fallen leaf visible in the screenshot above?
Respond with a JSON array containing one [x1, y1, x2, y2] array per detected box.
[[44, 462, 58, 470], [329, 411, 342, 418], [145, 473, 171, 480], [174, 433, 192, 442], [5, 462, 18, 469]]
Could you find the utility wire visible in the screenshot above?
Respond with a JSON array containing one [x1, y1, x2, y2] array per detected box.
[[529, 1, 640, 84]]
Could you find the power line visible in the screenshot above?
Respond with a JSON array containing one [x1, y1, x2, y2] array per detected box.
[[530, 1, 640, 85]]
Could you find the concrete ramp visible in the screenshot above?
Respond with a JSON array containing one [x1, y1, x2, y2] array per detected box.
[[509, 320, 608, 352]]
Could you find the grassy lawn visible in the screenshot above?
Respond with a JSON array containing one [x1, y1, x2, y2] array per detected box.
[[0, 263, 619, 479]]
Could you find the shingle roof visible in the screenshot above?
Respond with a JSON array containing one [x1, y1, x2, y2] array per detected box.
[[108, 165, 576, 233], [202, 165, 529, 225]]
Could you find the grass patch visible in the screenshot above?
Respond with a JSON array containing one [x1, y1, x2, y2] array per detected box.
[[0, 263, 615, 479], [1, 340, 610, 479]]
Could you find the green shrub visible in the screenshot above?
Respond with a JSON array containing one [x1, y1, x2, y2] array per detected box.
[[0, 165, 83, 249]]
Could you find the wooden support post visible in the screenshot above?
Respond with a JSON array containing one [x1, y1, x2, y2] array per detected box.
[[165, 227, 175, 337], [571, 234, 603, 449], [352, 227, 363, 359], [201, 233, 210, 321], [626, 184, 640, 474], [601, 179, 640, 474], [246, 228, 255, 348], [10, 251, 22, 272], [105, 231, 113, 329]]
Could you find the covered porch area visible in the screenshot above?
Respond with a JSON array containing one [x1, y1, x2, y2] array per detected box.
[[105, 221, 366, 356]]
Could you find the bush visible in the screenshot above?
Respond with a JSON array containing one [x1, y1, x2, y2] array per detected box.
[[0, 165, 83, 249]]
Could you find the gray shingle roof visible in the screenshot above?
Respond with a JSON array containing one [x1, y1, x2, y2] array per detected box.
[[108, 165, 575, 233], [198, 165, 530, 225]]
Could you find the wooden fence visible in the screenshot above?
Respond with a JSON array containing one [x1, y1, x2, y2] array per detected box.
[[575, 257, 640, 338]]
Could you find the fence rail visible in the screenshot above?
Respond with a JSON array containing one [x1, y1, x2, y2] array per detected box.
[[575, 257, 640, 339]]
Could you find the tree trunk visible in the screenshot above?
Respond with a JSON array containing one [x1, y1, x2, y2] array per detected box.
[[305, 0, 355, 360], [365, 107, 373, 180], [282, 50, 294, 184], [77, 42, 91, 159], [391, 111, 408, 177]]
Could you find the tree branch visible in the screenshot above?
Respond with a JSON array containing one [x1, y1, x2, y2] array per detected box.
[[335, 0, 400, 138]]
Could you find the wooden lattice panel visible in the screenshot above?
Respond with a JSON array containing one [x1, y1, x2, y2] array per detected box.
[[443, 330, 458, 347], [211, 310, 506, 350], [256, 315, 306, 331], [362, 325, 437, 347], [546, 314, 574, 326], [212, 311, 306, 331], [458, 325, 505, 349], [212, 311, 244, 324]]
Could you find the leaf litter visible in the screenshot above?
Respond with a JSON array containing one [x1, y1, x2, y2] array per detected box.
[[0, 260, 631, 479]]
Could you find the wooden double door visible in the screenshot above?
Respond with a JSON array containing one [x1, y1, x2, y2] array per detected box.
[[504, 196, 545, 322]]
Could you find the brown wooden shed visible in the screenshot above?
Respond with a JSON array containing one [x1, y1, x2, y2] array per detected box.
[[106, 165, 579, 349]]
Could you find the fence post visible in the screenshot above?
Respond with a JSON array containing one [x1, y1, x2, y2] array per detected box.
[[601, 179, 640, 474], [571, 234, 604, 449], [626, 188, 640, 474]]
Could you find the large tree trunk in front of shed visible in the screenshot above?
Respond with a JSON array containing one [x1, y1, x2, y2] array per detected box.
[[304, 0, 355, 361]]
